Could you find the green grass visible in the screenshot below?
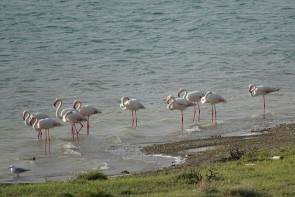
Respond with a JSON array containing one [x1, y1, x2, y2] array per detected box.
[[1, 146, 294, 197]]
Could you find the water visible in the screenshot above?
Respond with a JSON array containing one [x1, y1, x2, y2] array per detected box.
[[0, 0, 294, 182]]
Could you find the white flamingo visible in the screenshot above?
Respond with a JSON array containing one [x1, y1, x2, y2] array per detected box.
[[72, 100, 101, 135], [30, 116, 63, 153], [22, 111, 50, 139], [248, 84, 280, 119], [120, 96, 145, 128], [166, 95, 194, 130], [63, 111, 87, 143], [54, 98, 77, 139], [178, 88, 205, 122], [201, 91, 227, 125]]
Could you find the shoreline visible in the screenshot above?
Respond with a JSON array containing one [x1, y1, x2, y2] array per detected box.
[[141, 123, 295, 172]]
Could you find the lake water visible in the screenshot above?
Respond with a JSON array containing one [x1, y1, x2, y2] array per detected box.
[[0, 0, 294, 183]]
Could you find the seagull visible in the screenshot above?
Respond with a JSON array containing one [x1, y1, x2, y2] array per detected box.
[[8, 165, 30, 178], [248, 84, 280, 119]]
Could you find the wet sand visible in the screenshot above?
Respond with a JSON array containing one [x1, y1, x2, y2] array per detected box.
[[142, 123, 295, 170]]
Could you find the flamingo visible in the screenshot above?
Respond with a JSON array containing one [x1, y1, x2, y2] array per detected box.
[[30, 116, 63, 153], [178, 88, 205, 122], [120, 96, 145, 128], [201, 91, 226, 125], [248, 84, 280, 119], [63, 111, 87, 143], [54, 98, 77, 139], [22, 111, 50, 139], [166, 95, 194, 130], [72, 100, 101, 135]]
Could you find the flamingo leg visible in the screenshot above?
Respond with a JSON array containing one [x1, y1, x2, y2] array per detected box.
[[135, 110, 138, 127], [71, 124, 75, 142], [38, 129, 42, 140], [131, 111, 134, 127], [48, 129, 50, 153], [44, 130, 47, 153], [263, 95, 266, 119], [76, 123, 84, 143], [211, 105, 214, 123], [193, 102, 196, 122], [214, 104, 217, 125], [86, 116, 90, 135], [197, 102, 200, 122], [77, 123, 83, 133], [73, 124, 79, 143], [181, 110, 184, 130]]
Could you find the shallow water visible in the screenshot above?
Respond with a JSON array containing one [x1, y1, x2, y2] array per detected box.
[[0, 0, 294, 182]]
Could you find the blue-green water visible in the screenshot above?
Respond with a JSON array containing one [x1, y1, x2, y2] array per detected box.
[[0, 0, 294, 182]]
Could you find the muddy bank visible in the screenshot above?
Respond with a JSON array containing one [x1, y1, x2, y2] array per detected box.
[[142, 123, 295, 167]]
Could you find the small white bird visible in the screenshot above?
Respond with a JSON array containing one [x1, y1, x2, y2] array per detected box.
[[120, 96, 145, 128], [166, 95, 194, 130], [72, 100, 101, 135], [201, 91, 227, 125], [178, 88, 205, 122], [248, 84, 280, 119], [30, 116, 63, 153], [8, 165, 30, 178]]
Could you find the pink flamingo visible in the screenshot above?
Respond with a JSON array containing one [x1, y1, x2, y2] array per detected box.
[[166, 95, 194, 130], [248, 84, 280, 119], [63, 111, 87, 143], [30, 116, 63, 153], [201, 91, 227, 125], [54, 98, 77, 139], [120, 96, 145, 128], [22, 111, 50, 139], [72, 100, 101, 135], [178, 88, 205, 122]]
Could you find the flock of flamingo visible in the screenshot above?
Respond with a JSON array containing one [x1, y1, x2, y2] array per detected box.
[[22, 84, 279, 153]]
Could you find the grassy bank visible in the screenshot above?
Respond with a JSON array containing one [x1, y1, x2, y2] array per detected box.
[[1, 123, 295, 196], [1, 146, 294, 196]]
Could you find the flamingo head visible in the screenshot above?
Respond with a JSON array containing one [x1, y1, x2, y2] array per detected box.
[[29, 116, 38, 125], [53, 98, 61, 107], [22, 111, 29, 120], [166, 95, 174, 104], [248, 84, 255, 95], [72, 100, 79, 109], [177, 88, 185, 98], [121, 96, 129, 103]]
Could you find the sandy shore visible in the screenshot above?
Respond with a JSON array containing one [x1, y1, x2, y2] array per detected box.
[[142, 123, 295, 169]]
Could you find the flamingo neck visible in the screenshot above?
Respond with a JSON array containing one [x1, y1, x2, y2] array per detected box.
[[32, 119, 40, 131], [120, 97, 128, 109], [179, 89, 188, 98], [23, 112, 31, 125], [73, 100, 82, 110], [55, 100, 63, 119]]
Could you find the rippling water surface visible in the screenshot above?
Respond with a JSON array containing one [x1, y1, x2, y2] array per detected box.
[[0, 0, 294, 182]]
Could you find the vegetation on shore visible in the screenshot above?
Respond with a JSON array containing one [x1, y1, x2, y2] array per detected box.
[[1, 123, 294, 197]]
